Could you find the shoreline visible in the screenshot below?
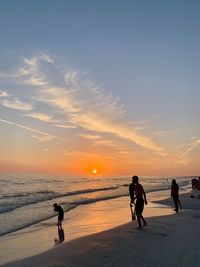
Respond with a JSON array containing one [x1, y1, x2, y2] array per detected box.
[[0, 189, 176, 266], [2, 191, 200, 266]]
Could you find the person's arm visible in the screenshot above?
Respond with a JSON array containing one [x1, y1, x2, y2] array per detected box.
[[129, 184, 135, 206], [142, 186, 147, 204], [144, 192, 147, 204]]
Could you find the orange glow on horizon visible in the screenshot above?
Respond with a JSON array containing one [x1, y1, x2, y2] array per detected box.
[[84, 160, 108, 176]]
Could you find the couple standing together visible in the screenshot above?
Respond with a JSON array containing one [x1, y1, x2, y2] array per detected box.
[[129, 175, 148, 230]]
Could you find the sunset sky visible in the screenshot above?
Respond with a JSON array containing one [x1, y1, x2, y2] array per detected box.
[[0, 1, 200, 176]]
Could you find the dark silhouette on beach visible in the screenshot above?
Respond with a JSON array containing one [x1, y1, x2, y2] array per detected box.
[[129, 175, 148, 229], [171, 179, 182, 213], [191, 177, 200, 190], [129, 176, 136, 220], [53, 203, 64, 228]]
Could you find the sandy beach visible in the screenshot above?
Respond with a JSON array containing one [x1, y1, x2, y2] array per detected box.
[[0, 1, 200, 266], [1, 190, 200, 267]]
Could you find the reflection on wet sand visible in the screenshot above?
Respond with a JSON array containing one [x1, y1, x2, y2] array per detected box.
[[55, 227, 65, 245]]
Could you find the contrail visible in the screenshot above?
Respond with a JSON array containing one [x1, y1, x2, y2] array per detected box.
[[178, 140, 200, 159], [0, 118, 65, 141]]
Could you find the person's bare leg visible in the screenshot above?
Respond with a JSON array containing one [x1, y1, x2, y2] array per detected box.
[[178, 200, 182, 211], [137, 215, 142, 229], [141, 215, 147, 227], [175, 201, 179, 213]]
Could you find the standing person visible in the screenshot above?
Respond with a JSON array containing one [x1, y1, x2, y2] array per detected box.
[[171, 179, 182, 213], [129, 176, 136, 220], [132, 175, 148, 229], [53, 203, 64, 228]]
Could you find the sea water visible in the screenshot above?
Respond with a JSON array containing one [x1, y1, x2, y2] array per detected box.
[[0, 174, 192, 237]]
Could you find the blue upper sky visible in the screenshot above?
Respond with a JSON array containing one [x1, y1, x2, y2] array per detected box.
[[0, 0, 200, 175]]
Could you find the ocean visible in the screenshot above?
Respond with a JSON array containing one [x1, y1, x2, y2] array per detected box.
[[0, 174, 192, 237]]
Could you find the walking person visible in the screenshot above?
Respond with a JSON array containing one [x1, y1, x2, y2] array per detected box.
[[171, 179, 182, 213], [132, 175, 148, 229]]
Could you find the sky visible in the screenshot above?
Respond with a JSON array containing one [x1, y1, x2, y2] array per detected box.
[[0, 0, 200, 176]]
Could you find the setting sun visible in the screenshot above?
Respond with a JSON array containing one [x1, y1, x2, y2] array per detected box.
[[92, 169, 97, 174]]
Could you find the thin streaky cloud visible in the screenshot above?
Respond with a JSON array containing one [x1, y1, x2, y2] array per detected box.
[[54, 124, 77, 129], [0, 98, 32, 111], [33, 86, 81, 113], [0, 118, 65, 141], [24, 112, 59, 123], [70, 113, 164, 153], [24, 76, 50, 87], [0, 90, 32, 111]]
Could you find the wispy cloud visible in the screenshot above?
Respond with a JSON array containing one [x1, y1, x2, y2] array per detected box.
[[0, 53, 164, 153], [0, 98, 32, 111], [24, 112, 59, 123], [38, 52, 54, 64], [18, 56, 51, 86], [54, 124, 77, 129], [0, 53, 53, 86], [0, 89, 9, 97], [0, 88, 33, 111], [33, 86, 81, 113], [70, 113, 163, 153]]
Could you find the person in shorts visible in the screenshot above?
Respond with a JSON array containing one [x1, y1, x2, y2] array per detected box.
[[132, 176, 148, 229]]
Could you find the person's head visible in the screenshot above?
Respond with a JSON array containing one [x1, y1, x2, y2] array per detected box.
[[53, 203, 58, 208], [132, 175, 139, 184], [172, 179, 176, 185]]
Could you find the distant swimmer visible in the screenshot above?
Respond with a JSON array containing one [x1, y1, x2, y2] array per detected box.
[[132, 176, 148, 229], [171, 179, 182, 213], [53, 203, 64, 228]]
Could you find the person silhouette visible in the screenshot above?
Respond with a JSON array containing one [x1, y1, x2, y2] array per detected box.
[[53, 203, 64, 228], [171, 179, 182, 212], [129, 176, 136, 220], [132, 176, 148, 229]]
